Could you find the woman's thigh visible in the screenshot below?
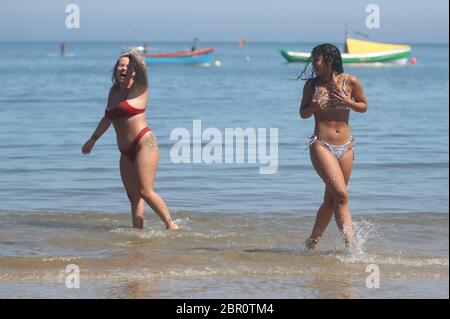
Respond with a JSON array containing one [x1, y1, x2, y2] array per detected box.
[[310, 141, 347, 196], [120, 155, 140, 197], [134, 131, 160, 191]]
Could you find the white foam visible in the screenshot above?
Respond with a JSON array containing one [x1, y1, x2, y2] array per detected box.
[[333, 253, 449, 267], [41, 256, 83, 262]]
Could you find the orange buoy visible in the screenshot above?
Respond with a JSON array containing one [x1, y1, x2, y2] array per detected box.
[[238, 39, 247, 47], [411, 57, 417, 65]]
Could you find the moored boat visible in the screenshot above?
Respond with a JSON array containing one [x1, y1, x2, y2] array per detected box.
[[142, 48, 215, 66], [278, 38, 411, 66]]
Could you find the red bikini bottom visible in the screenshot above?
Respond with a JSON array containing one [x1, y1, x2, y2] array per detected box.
[[119, 127, 151, 161]]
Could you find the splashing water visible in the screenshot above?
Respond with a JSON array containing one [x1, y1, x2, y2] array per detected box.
[[352, 219, 379, 254]]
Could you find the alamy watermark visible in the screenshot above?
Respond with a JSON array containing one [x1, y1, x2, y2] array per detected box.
[[65, 4, 80, 29], [365, 4, 380, 29], [64, 264, 80, 288], [170, 120, 279, 174], [365, 264, 380, 289]]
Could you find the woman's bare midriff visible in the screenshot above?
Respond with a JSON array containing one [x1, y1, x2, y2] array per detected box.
[[314, 111, 352, 144], [112, 113, 149, 149]]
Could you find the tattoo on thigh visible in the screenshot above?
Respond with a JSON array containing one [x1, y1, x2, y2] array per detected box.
[[145, 134, 157, 151]]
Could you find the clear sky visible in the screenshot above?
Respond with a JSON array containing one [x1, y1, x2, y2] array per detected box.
[[0, 0, 448, 43]]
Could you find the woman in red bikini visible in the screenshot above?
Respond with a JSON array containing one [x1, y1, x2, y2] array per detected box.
[[82, 52, 179, 230], [299, 44, 367, 250]]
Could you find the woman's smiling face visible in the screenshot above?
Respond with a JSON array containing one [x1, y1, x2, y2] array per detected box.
[[116, 56, 134, 84]]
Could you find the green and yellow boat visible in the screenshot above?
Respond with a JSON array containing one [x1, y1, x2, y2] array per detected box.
[[278, 38, 411, 66]]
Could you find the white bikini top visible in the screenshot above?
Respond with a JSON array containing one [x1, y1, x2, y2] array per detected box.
[[312, 73, 350, 111]]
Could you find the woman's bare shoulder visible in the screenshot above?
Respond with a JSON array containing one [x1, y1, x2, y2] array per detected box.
[[106, 86, 117, 103], [108, 85, 119, 97], [303, 77, 317, 91], [346, 73, 360, 85]]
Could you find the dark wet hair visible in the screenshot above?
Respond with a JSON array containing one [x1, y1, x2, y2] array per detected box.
[[297, 43, 344, 81], [111, 52, 148, 88]]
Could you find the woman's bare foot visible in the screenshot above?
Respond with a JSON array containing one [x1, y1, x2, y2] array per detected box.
[[344, 239, 357, 252], [132, 216, 144, 229], [305, 237, 319, 250], [166, 221, 179, 230]]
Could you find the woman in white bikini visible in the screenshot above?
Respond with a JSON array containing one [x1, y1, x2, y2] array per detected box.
[[299, 43, 367, 250]]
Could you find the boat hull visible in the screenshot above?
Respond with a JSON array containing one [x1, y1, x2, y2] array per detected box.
[[144, 48, 215, 66], [278, 48, 411, 65]]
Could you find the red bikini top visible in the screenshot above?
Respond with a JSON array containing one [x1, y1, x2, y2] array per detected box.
[[105, 100, 145, 120]]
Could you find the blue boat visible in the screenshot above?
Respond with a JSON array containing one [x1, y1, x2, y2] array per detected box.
[[143, 48, 215, 66]]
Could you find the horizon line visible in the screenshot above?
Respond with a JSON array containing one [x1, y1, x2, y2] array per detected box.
[[0, 39, 448, 45]]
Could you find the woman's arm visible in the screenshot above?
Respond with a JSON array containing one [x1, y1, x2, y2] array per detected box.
[[331, 75, 368, 113], [299, 79, 326, 119], [82, 87, 114, 155], [89, 116, 112, 142], [349, 75, 368, 113], [82, 116, 112, 154]]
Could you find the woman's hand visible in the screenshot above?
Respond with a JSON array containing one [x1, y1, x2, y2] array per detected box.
[[330, 91, 353, 108], [310, 98, 328, 112], [82, 138, 96, 155]]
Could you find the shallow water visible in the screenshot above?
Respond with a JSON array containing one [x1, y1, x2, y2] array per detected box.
[[0, 210, 447, 298]]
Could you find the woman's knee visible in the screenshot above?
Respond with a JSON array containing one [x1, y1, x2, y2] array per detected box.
[[126, 192, 142, 205], [332, 188, 349, 205], [139, 188, 156, 200]]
